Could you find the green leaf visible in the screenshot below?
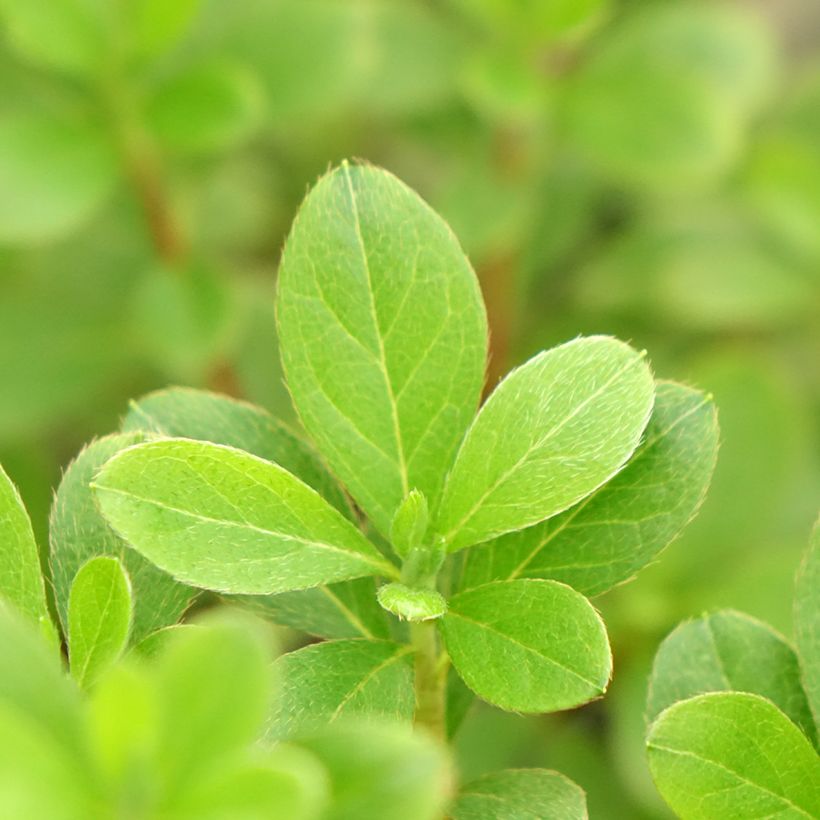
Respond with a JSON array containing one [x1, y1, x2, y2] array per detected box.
[[647, 692, 820, 820], [50, 434, 195, 644], [795, 518, 820, 735], [0, 462, 50, 627], [154, 615, 273, 794], [295, 721, 450, 820], [0, 113, 117, 242], [390, 489, 429, 559], [123, 387, 350, 517], [451, 769, 588, 820], [68, 557, 132, 689], [277, 161, 487, 537], [441, 579, 611, 713], [647, 610, 817, 747], [132, 0, 200, 60], [267, 639, 414, 740], [459, 382, 718, 595], [94, 439, 397, 594], [435, 336, 654, 552], [147, 61, 262, 155], [377, 583, 447, 622]]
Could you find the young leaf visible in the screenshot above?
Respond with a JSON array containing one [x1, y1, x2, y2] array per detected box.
[[123, 387, 351, 518], [458, 382, 717, 595], [377, 583, 447, 622], [68, 557, 132, 689], [0, 463, 50, 627], [93, 439, 397, 595], [647, 692, 820, 820], [647, 610, 817, 747], [450, 769, 588, 820], [50, 434, 195, 644], [267, 639, 414, 740], [390, 489, 429, 559], [795, 517, 820, 734], [295, 721, 450, 820], [441, 579, 611, 713], [435, 336, 654, 552], [277, 161, 488, 537]]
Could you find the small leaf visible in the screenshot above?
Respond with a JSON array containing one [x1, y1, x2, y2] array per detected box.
[[647, 692, 820, 820], [450, 769, 588, 820], [795, 517, 820, 735], [277, 161, 488, 537], [647, 610, 817, 747], [50, 434, 195, 644], [0, 113, 117, 242], [295, 721, 450, 820], [390, 489, 429, 559], [68, 557, 132, 689], [459, 382, 718, 595], [267, 639, 414, 740], [435, 336, 654, 551], [0, 462, 50, 627], [377, 583, 447, 622], [441, 579, 611, 713], [93, 439, 397, 595]]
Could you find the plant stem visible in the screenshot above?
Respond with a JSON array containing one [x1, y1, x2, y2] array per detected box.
[[411, 619, 447, 740]]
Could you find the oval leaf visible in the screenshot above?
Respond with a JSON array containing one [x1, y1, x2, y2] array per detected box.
[[267, 639, 414, 740], [795, 517, 820, 735], [458, 381, 717, 594], [277, 161, 488, 537], [436, 336, 654, 551], [647, 610, 817, 747], [93, 439, 396, 595], [647, 692, 820, 820], [441, 579, 611, 713], [68, 557, 132, 689]]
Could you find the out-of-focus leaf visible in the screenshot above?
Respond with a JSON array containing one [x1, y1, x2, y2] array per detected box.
[[459, 382, 717, 596], [647, 611, 816, 746], [131, 0, 201, 61], [267, 640, 414, 740], [441, 579, 611, 713], [795, 518, 820, 734], [647, 692, 820, 820], [0, 113, 117, 242], [0, 463, 50, 627], [296, 721, 450, 820], [147, 61, 262, 155], [50, 434, 195, 645], [435, 337, 653, 551], [451, 768, 588, 820], [68, 557, 132, 689]]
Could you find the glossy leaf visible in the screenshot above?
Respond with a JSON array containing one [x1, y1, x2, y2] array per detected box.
[[441, 579, 611, 713], [390, 489, 429, 559], [267, 639, 414, 740], [647, 610, 816, 746], [50, 434, 194, 644], [436, 336, 654, 551], [459, 382, 717, 595], [0, 463, 49, 627], [68, 557, 132, 689], [647, 692, 820, 820], [94, 439, 397, 595], [451, 769, 588, 820], [795, 518, 820, 734], [277, 161, 487, 537]]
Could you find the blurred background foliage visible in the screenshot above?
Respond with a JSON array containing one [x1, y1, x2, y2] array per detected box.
[[0, 0, 818, 816]]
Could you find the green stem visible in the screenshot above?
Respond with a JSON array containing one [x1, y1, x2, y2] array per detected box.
[[411, 619, 447, 740]]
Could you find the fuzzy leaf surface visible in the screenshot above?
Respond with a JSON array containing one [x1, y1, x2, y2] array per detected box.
[[441, 579, 611, 713], [267, 639, 414, 740], [277, 161, 487, 536], [50, 434, 194, 644], [647, 610, 817, 747], [451, 769, 588, 820], [459, 382, 716, 594], [647, 692, 820, 820], [795, 518, 820, 735], [435, 336, 654, 551], [94, 439, 396, 595]]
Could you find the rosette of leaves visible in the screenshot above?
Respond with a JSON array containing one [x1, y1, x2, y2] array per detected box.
[[80, 161, 719, 816], [645, 518, 820, 819]]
